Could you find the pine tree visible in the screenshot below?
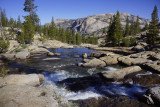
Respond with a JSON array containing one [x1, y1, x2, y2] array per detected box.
[[124, 16, 130, 37], [129, 21, 135, 35], [0, 9, 8, 27], [9, 18, 14, 27], [106, 16, 114, 43], [23, 16, 35, 44], [147, 5, 159, 46], [76, 32, 82, 45], [17, 16, 22, 28], [113, 11, 123, 46], [42, 25, 49, 37], [61, 27, 66, 43], [72, 30, 76, 44], [23, 0, 39, 25], [135, 16, 141, 34], [103, 28, 106, 36], [48, 17, 56, 39], [142, 23, 149, 31]]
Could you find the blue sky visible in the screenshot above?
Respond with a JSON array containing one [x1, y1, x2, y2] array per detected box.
[[0, 0, 160, 25]]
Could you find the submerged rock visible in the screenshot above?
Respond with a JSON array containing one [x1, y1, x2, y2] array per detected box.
[[101, 66, 142, 81]]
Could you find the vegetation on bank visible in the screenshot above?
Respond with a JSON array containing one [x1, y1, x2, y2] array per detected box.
[[0, 65, 7, 78]]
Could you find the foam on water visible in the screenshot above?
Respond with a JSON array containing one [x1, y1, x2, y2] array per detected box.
[[53, 64, 75, 68], [136, 71, 152, 77], [87, 68, 96, 75], [43, 70, 81, 82], [105, 67, 119, 71], [41, 80, 102, 101]]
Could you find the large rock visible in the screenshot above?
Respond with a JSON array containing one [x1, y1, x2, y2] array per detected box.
[[82, 58, 106, 67], [0, 74, 45, 87], [100, 55, 118, 65], [101, 66, 142, 80], [15, 49, 30, 59], [0, 85, 60, 107]]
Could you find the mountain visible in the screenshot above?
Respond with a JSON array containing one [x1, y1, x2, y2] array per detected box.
[[54, 12, 150, 36]]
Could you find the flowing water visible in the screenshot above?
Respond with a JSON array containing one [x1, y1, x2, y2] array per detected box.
[[7, 48, 147, 101]]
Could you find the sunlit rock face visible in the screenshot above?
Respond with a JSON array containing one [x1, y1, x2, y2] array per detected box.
[[54, 12, 150, 36]]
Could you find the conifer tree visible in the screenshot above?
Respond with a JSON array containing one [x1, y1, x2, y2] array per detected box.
[[72, 30, 76, 44], [76, 32, 82, 45], [23, 0, 39, 25], [147, 5, 159, 46], [106, 16, 114, 43], [129, 21, 135, 35], [17, 16, 22, 28], [113, 11, 123, 46], [103, 28, 106, 36], [0, 9, 8, 27], [23, 16, 35, 44], [124, 16, 130, 36], [135, 16, 141, 34], [142, 23, 149, 31]]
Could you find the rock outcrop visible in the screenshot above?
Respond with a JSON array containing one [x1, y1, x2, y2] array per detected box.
[[55, 13, 150, 36]]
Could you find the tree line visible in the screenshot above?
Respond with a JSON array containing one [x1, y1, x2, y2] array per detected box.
[[0, 8, 23, 28]]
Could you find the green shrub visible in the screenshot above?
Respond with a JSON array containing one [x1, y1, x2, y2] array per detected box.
[[0, 65, 7, 78], [123, 37, 136, 47], [123, 38, 130, 47], [21, 44, 28, 49], [14, 48, 22, 52], [0, 40, 10, 53]]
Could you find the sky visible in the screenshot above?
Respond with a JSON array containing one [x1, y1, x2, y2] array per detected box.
[[0, 0, 160, 25]]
